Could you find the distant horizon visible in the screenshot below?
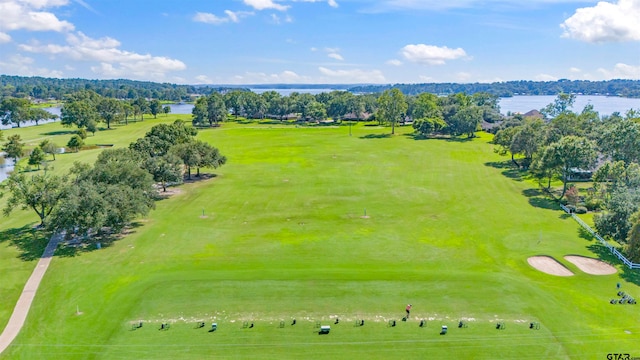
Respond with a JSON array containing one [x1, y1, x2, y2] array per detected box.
[[4, 74, 640, 89]]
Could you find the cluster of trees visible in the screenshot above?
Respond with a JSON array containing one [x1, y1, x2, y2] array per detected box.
[[410, 91, 501, 138], [350, 79, 640, 98], [192, 89, 378, 125], [191, 89, 502, 137], [1, 97, 57, 128], [492, 94, 640, 261], [1, 133, 57, 171], [1, 121, 225, 241], [60, 90, 170, 131], [0, 75, 234, 102]]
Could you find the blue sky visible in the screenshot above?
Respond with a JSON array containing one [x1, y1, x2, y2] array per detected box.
[[0, 0, 639, 84]]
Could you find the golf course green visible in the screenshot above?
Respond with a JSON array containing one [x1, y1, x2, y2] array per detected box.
[[0, 117, 638, 359]]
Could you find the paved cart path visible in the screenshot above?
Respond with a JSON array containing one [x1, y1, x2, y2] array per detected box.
[[0, 232, 62, 355]]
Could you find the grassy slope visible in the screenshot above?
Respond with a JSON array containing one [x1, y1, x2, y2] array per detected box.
[[0, 117, 183, 332], [1, 121, 639, 359]]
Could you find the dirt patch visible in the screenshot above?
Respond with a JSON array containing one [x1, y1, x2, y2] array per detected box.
[[564, 255, 617, 275], [528, 256, 574, 276], [158, 187, 183, 197]]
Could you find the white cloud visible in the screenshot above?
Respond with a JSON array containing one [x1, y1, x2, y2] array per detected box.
[[193, 12, 227, 24], [419, 75, 433, 82], [310, 47, 318, 51], [195, 75, 213, 84], [193, 11, 253, 24], [19, 31, 186, 80], [270, 13, 293, 24], [386, 59, 403, 66], [231, 70, 310, 83], [225, 10, 240, 22], [598, 63, 640, 79], [244, 0, 289, 11], [318, 66, 386, 83], [456, 72, 472, 81], [368, 0, 600, 12], [569, 67, 581, 73], [561, 0, 640, 42], [0, 32, 11, 43], [401, 44, 468, 65], [0, 0, 74, 32], [328, 53, 344, 61], [292, 0, 339, 7], [0, 54, 63, 77], [535, 73, 558, 81]]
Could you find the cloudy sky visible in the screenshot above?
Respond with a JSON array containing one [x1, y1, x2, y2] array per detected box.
[[0, 0, 639, 84]]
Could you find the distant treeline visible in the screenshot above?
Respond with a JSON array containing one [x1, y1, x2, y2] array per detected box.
[[0, 75, 243, 101], [348, 79, 640, 98], [3, 75, 640, 100]]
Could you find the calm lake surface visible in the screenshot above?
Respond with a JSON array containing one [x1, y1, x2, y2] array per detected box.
[[498, 95, 640, 116]]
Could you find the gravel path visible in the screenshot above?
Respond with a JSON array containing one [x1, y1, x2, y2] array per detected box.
[[0, 232, 61, 355]]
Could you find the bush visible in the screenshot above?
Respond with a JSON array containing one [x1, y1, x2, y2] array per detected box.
[[575, 206, 588, 214], [585, 198, 603, 211], [566, 205, 577, 213]]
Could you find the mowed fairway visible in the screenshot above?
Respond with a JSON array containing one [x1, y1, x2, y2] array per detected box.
[[2, 122, 639, 359]]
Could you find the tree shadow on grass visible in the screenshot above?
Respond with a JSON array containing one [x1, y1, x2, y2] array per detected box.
[[54, 221, 144, 258], [360, 133, 391, 139], [578, 226, 596, 242], [586, 243, 640, 286], [485, 161, 526, 182], [41, 130, 77, 136], [0, 224, 50, 261], [521, 188, 561, 211]]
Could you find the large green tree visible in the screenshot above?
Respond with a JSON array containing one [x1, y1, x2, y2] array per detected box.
[[1, 171, 68, 226], [149, 99, 162, 118], [541, 93, 576, 119], [224, 90, 245, 119], [412, 117, 446, 137], [67, 135, 84, 152], [145, 154, 184, 192], [411, 92, 442, 120], [130, 120, 197, 158], [97, 97, 124, 129], [26, 107, 57, 126], [376, 88, 407, 134], [594, 188, 639, 244], [0, 97, 30, 128], [39, 139, 59, 161], [169, 142, 201, 180], [626, 211, 640, 262], [595, 115, 640, 165], [447, 105, 482, 138], [193, 140, 227, 177], [509, 118, 545, 168], [61, 100, 98, 129], [539, 135, 597, 198], [3, 134, 25, 163], [28, 146, 46, 170]]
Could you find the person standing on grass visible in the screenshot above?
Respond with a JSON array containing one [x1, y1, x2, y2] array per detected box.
[[406, 304, 412, 318]]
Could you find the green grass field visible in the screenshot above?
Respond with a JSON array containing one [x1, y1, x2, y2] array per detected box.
[[1, 119, 639, 359]]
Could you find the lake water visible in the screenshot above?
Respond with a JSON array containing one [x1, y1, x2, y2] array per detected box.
[[499, 95, 640, 116], [0, 156, 15, 183]]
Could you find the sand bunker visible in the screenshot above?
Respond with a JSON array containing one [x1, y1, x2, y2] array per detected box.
[[528, 256, 574, 276], [564, 256, 617, 275]]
